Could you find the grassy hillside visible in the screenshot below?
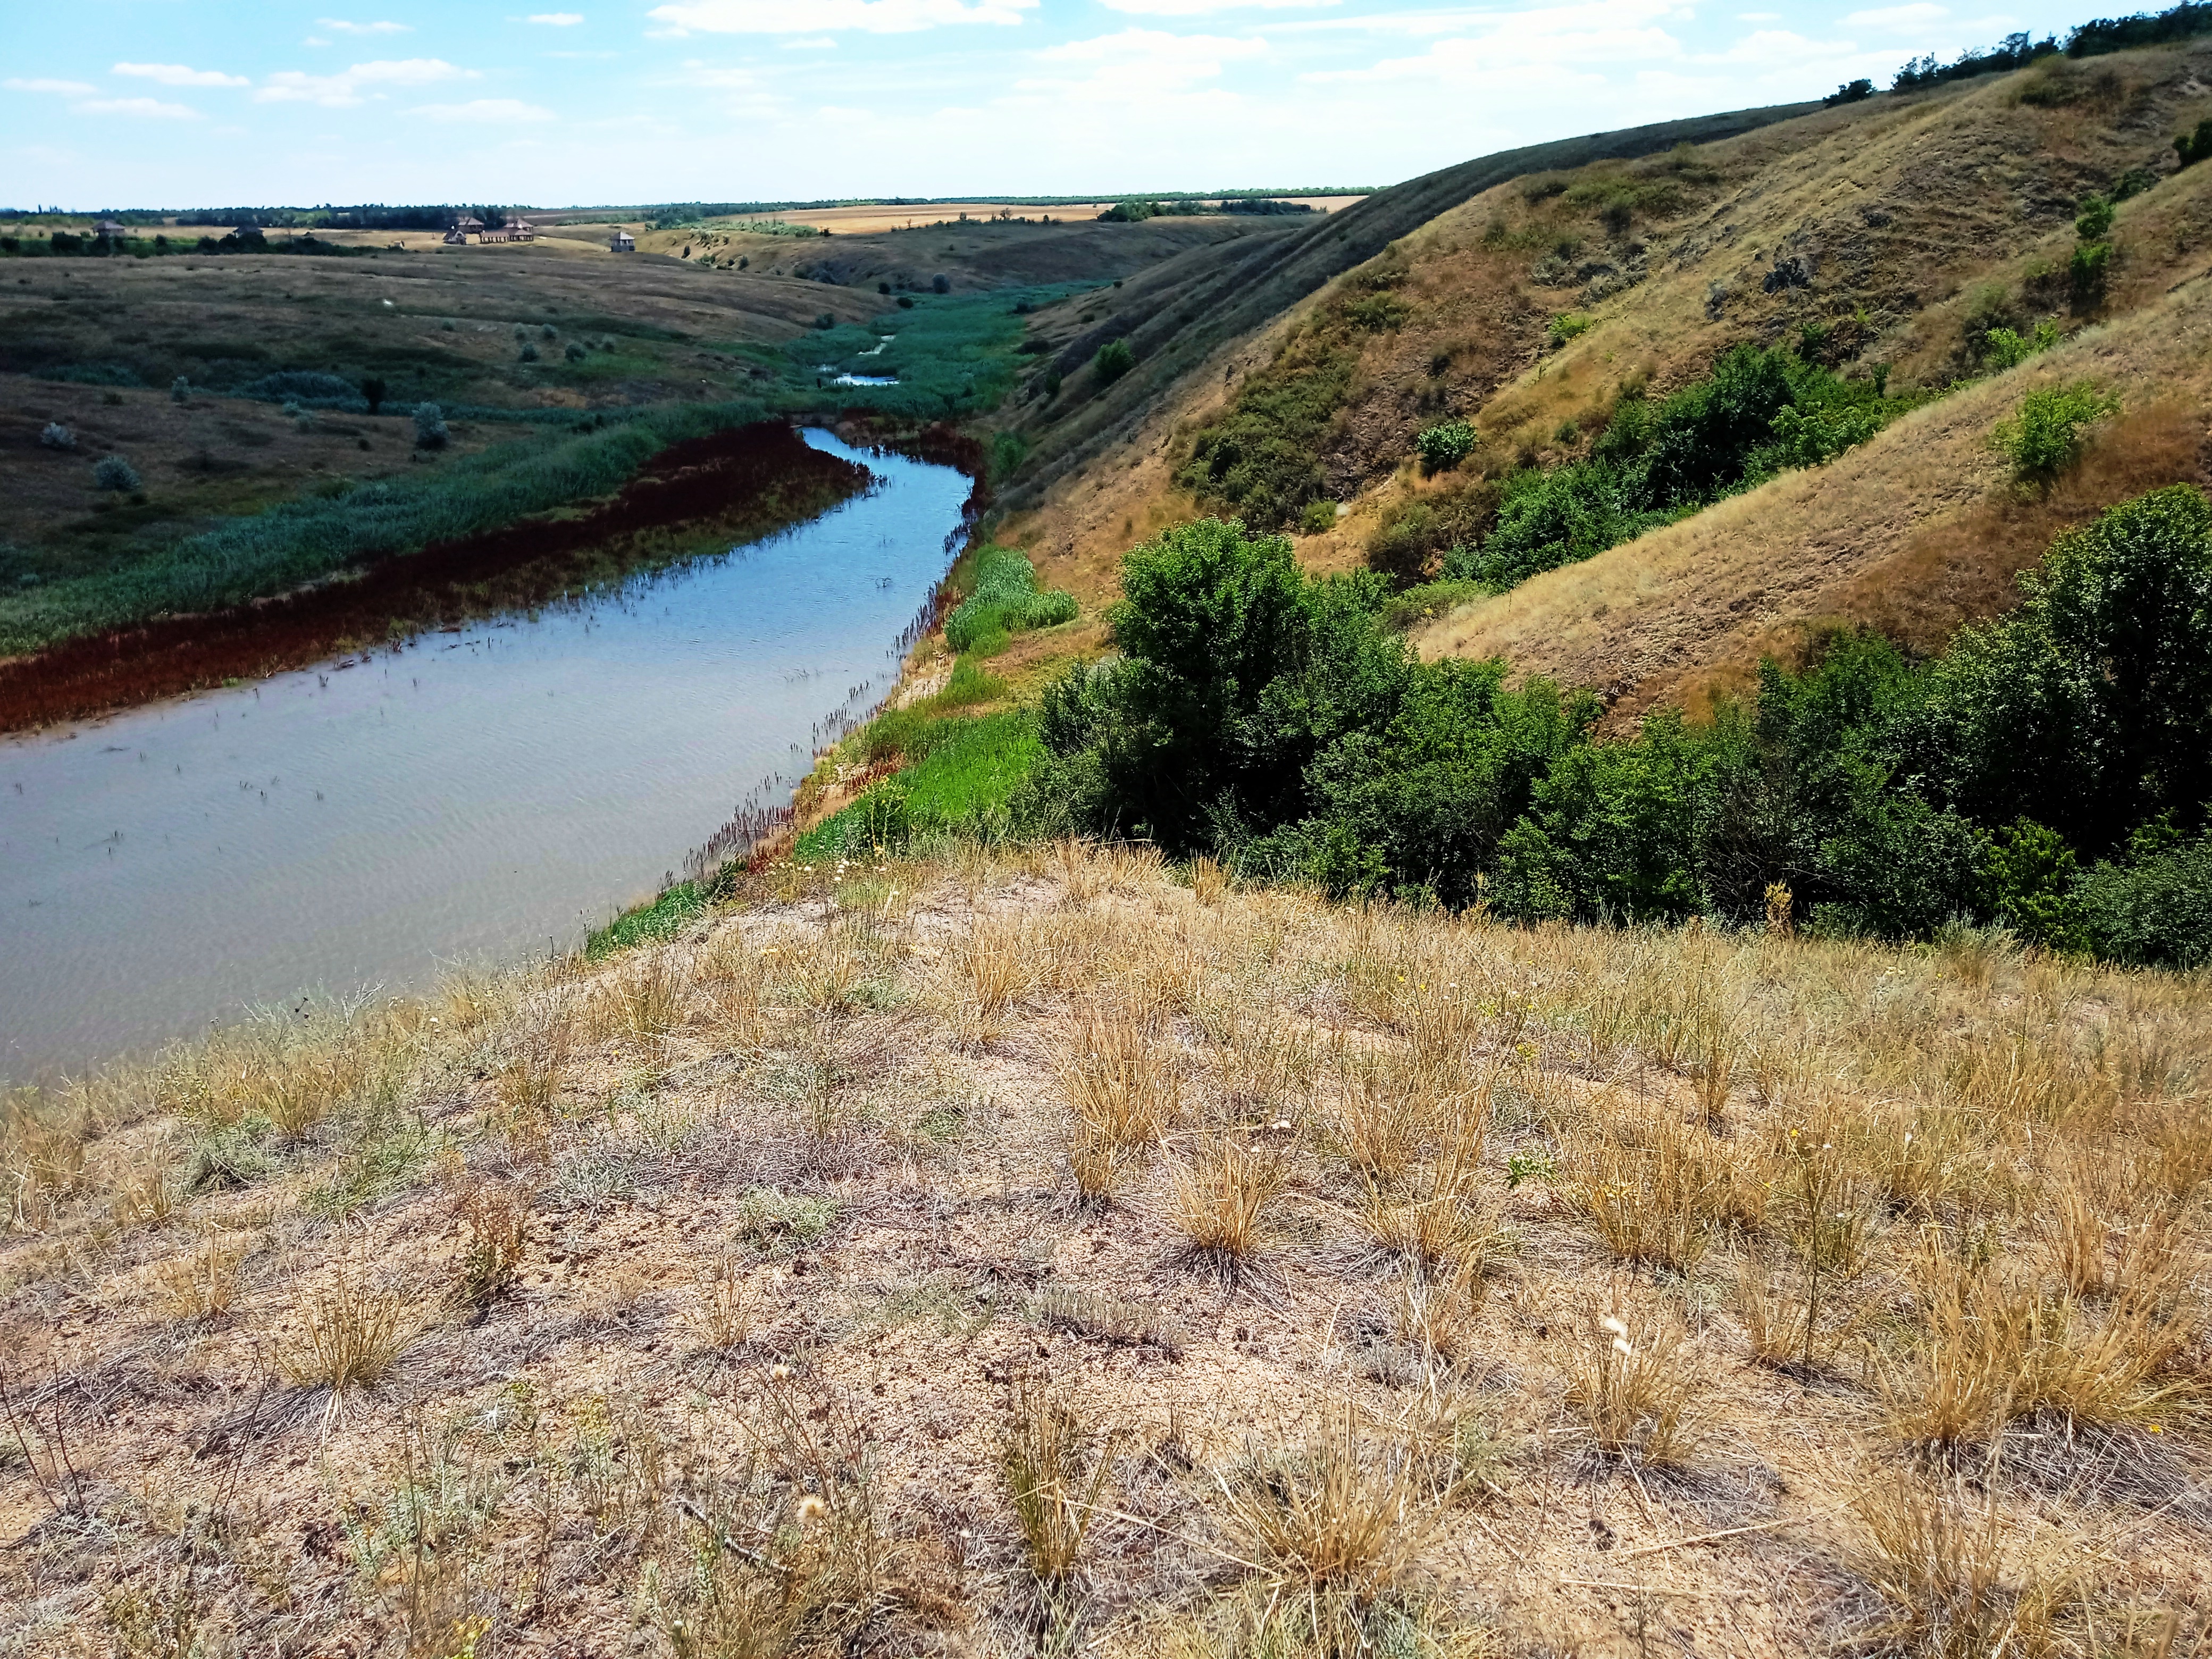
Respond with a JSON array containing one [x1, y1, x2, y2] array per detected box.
[[4, 841, 2206, 1657], [991, 39, 2212, 718]]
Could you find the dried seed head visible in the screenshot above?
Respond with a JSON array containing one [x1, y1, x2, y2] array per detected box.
[[1599, 1314, 1629, 1337]]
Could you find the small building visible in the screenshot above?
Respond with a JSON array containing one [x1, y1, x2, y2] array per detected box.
[[609, 230, 635, 253], [442, 228, 470, 245], [94, 219, 129, 240], [451, 215, 485, 240]]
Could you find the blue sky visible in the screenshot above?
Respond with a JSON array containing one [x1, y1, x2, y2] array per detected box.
[[4, 2, 2081, 208]]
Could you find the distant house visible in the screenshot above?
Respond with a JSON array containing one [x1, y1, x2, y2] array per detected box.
[[482, 217, 538, 243], [450, 215, 485, 244], [609, 230, 635, 253], [93, 219, 129, 240]]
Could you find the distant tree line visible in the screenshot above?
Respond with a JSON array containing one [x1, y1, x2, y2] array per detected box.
[[1839, 1, 2212, 104]]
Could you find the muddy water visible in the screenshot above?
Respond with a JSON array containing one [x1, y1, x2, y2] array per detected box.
[[0, 430, 970, 1078]]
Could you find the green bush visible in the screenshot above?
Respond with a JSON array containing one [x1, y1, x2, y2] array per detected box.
[[1415, 420, 1477, 473], [93, 455, 141, 492], [2073, 193, 2115, 241], [2175, 115, 2212, 167], [1299, 499, 1338, 534], [413, 401, 448, 450], [1981, 321, 2062, 370], [1175, 342, 1356, 530], [1029, 485, 2212, 962], [2068, 239, 2111, 308], [1093, 338, 1134, 383], [2071, 831, 2212, 969], [1989, 380, 2117, 481], [1343, 292, 1412, 331], [1546, 313, 1593, 349], [942, 545, 1076, 654]]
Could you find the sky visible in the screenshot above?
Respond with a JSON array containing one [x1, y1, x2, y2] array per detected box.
[[2, 1, 2088, 209]]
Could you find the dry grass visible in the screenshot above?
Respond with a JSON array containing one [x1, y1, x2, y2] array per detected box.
[[1168, 1135, 1285, 1278], [1852, 1471, 2081, 1659], [1002, 1384, 1120, 1584], [1212, 1407, 1447, 1649], [4, 839, 2209, 1655], [278, 1264, 417, 1395], [155, 1230, 252, 1321], [1563, 1303, 1704, 1467]]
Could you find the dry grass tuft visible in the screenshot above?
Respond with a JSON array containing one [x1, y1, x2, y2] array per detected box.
[[1037, 1285, 1180, 1354], [1560, 1104, 1742, 1273], [1564, 1303, 1703, 1466], [156, 1231, 252, 1322], [1214, 1408, 1444, 1614], [1169, 1136, 1285, 1278], [1060, 1003, 1180, 1206], [1852, 1470, 2080, 1659], [691, 1255, 759, 1352], [279, 1265, 417, 1395], [1002, 1383, 1120, 1583]]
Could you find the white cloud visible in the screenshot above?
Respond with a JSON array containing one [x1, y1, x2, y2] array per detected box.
[[4, 77, 98, 95], [1014, 28, 1267, 105], [644, 0, 1036, 36], [318, 18, 413, 35], [73, 96, 201, 118], [304, 36, 333, 45], [782, 35, 838, 46], [113, 62, 251, 87], [1305, 0, 1686, 84], [526, 11, 585, 22], [1098, 0, 1330, 12], [409, 96, 557, 120], [1842, 4, 1949, 26], [257, 58, 476, 106]]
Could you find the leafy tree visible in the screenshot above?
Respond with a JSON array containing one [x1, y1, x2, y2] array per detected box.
[[1093, 338, 1134, 384], [1415, 420, 1477, 473], [413, 401, 449, 450]]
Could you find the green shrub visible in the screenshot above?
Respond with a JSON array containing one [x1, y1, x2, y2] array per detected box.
[[2073, 194, 2115, 241], [2068, 239, 2110, 307], [1989, 380, 2117, 481], [516, 341, 540, 363], [1984, 819, 2084, 949], [1299, 500, 1338, 534], [942, 546, 1076, 654], [413, 401, 448, 450], [1033, 482, 2212, 959], [1379, 579, 1483, 632], [2175, 116, 2212, 168], [2071, 831, 2212, 969], [989, 429, 1029, 482], [1981, 321, 2062, 370], [1415, 420, 1477, 473], [1175, 341, 1356, 530], [1093, 338, 1134, 384], [170, 376, 190, 403], [564, 341, 586, 362], [1367, 500, 1443, 583], [1343, 292, 1412, 331], [93, 455, 141, 492], [1546, 313, 1593, 349]]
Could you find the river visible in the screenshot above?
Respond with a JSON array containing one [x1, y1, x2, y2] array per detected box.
[[0, 429, 970, 1079]]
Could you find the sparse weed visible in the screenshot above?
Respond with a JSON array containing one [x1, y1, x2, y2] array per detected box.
[[279, 1265, 416, 1396], [156, 1231, 252, 1321], [1003, 1384, 1120, 1583], [448, 1182, 527, 1312], [1564, 1304, 1702, 1465]]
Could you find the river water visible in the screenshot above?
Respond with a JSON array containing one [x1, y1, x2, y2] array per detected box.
[[0, 430, 970, 1079]]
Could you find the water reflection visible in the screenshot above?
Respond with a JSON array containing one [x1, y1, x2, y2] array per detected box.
[[0, 430, 969, 1077]]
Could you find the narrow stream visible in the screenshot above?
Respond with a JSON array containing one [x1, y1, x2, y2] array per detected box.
[[0, 430, 970, 1078]]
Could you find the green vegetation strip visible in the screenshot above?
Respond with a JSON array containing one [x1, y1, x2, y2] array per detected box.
[[1018, 487, 2212, 969], [0, 400, 765, 657]]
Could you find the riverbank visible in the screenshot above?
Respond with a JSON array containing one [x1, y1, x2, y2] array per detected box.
[[0, 420, 872, 733]]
